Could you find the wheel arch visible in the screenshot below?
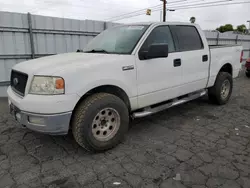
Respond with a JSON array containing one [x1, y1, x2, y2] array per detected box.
[[70, 85, 131, 127], [207, 62, 233, 89], [219, 63, 233, 75]]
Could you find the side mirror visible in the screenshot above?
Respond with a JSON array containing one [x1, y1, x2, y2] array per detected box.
[[139, 43, 169, 60]]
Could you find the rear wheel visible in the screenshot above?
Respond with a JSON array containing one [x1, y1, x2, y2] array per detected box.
[[72, 93, 129, 152], [208, 72, 233, 105]]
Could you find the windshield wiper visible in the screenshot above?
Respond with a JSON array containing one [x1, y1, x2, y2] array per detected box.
[[84, 49, 110, 54]]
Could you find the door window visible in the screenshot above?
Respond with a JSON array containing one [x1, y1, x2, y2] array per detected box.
[[170, 25, 204, 51], [140, 26, 175, 53]]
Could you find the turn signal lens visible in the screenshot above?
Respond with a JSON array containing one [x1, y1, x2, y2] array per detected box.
[[55, 78, 65, 89]]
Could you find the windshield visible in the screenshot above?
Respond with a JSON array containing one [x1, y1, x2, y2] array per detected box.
[[83, 25, 149, 54]]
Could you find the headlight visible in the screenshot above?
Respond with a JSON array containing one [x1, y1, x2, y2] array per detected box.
[[29, 76, 65, 95]]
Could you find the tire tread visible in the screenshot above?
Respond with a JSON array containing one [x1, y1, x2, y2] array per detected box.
[[208, 72, 233, 105], [72, 93, 128, 152]]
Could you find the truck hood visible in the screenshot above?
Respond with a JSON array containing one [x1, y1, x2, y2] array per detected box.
[[13, 52, 126, 75]]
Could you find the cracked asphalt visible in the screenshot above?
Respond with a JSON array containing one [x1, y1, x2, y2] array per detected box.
[[0, 74, 250, 188]]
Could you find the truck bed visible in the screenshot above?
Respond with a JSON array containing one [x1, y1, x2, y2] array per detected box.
[[207, 44, 242, 88]]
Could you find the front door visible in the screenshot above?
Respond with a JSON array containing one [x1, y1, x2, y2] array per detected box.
[[135, 25, 183, 108]]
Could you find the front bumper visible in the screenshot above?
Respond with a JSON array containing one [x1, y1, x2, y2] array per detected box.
[[7, 87, 80, 135], [10, 104, 71, 135]]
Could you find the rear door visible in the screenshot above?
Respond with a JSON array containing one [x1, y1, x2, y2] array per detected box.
[[169, 25, 210, 94], [135, 25, 183, 108]]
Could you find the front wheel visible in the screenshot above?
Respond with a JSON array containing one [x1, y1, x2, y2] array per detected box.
[[208, 72, 233, 105], [72, 93, 129, 152]]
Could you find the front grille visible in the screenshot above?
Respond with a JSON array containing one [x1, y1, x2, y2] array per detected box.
[[10, 70, 28, 96]]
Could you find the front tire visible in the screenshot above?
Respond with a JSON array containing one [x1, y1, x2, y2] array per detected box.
[[208, 72, 233, 105], [72, 93, 129, 152]]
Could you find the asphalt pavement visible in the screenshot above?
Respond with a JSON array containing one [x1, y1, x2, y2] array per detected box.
[[0, 74, 249, 188]]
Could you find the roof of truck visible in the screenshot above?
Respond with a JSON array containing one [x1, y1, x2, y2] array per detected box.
[[124, 22, 196, 26]]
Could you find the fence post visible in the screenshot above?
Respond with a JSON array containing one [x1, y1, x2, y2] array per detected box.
[[27, 12, 35, 59], [103, 22, 107, 31], [235, 35, 239, 44], [216, 32, 219, 45]]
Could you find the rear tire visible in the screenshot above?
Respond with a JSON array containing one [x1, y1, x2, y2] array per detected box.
[[246, 71, 250, 78], [208, 72, 233, 105], [72, 93, 129, 152]]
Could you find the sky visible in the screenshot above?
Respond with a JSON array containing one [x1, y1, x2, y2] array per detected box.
[[0, 0, 249, 30]]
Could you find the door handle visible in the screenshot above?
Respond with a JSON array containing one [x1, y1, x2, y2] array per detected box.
[[202, 55, 208, 62], [174, 59, 181, 67]]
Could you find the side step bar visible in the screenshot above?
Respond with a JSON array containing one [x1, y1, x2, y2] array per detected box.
[[132, 89, 207, 118]]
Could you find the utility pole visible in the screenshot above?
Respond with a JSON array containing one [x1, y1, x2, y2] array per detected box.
[[163, 0, 166, 22], [160, 0, 175, 22]]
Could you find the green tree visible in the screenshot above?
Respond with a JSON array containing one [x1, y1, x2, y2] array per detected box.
[[216, 24, 234, 33], [236, 24, 247, 33], [190, 17, 196, 23]]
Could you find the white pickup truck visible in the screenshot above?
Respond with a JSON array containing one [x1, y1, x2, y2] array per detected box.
[[7, 22, 242, 151]]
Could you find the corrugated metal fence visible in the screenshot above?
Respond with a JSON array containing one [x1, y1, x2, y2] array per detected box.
[[0, 11, 250, 96], [0, 11, 116, 95], [204, 30, 250, 60]]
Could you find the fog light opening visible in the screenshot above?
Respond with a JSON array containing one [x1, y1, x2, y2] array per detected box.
[[28, 116, 46, 126]]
